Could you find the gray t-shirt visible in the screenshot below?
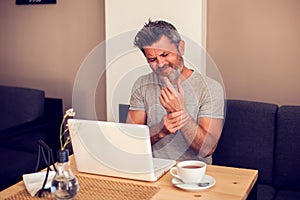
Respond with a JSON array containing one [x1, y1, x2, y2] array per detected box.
[[129, 71, 224, 164]]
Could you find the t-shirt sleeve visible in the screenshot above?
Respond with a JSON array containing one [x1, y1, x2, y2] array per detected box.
[[129, 78, 146, 111], [198, 78, 224, 119]]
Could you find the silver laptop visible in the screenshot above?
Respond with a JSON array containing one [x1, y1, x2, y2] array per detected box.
[[68, 119, 176, 182]]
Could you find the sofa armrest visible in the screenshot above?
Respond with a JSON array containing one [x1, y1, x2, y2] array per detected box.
[[275, 105, 300, 189], [213, 99, 278, 185], [0, 117, 61, 153], [44, 98, 63, 121], [0, 97, 63, 153], [0, 86, 45, 132], [0, 118, 46, 139]]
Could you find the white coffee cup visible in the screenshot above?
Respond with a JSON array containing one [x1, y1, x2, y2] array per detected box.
[[170, 160, 207, 184]]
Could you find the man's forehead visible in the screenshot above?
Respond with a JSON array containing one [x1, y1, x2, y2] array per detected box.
[[143, 47, 178, 56], [144, 35, 177, 49]]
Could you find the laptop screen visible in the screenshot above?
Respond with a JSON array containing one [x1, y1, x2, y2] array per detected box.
[[68, 119, 156, 174]]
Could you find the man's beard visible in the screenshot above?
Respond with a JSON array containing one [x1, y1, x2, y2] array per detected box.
[[167, 66, 183, 83], [159, 56, 184, 84]]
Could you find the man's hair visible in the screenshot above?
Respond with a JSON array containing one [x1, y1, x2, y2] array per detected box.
[[134, 19, 182, 54]]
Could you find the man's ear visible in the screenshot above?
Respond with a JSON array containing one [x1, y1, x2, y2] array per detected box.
[[178, 40, 185, 56]]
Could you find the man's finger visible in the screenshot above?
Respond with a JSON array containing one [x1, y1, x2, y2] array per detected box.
[[177, 78, 184, 96], [168, 110, 184, 119], [163, 77, 179, 96]]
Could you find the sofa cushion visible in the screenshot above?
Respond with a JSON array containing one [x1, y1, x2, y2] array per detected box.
[[274, 190, 300, 200], [257, 184, 276, 200], [119, 104, 130, 123], [0, 86, 45, 132], [0, 119, 53, 152], [213, 100, 278, 184], [274, 106, 300, 189], [0, 148, 38, 191]]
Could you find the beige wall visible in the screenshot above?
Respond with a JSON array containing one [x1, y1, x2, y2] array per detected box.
[[207, 0, 300, 105], [0, 0, 107, 119], [0, 0, 299, 120]]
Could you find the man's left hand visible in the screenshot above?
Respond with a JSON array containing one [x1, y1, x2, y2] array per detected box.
[[159, 77, 185, 112]]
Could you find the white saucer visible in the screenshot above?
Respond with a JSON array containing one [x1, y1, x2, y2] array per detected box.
[[172, 174, 216, 192]]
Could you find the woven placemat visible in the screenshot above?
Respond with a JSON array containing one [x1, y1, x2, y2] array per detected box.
[[5, 175, 160, 200]]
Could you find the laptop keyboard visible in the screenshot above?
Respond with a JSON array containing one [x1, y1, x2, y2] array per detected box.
[[153, 157, 176, 177]]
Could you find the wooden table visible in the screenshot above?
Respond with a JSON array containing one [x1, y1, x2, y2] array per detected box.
[[0, 156, 258, 200]]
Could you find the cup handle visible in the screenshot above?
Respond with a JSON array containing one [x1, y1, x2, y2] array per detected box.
[[170, 167, 180, 179]]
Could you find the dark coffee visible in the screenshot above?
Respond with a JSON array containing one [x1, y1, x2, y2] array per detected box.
[[182, 165, 203, 169]]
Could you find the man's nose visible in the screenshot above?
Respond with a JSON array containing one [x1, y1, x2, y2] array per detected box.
[[156, 56, 166, 67]]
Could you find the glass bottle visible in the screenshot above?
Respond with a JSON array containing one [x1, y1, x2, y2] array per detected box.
[[51, 149, 79, 200]]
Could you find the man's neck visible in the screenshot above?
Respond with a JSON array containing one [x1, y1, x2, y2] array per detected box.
[[181, 66, 193, 79]]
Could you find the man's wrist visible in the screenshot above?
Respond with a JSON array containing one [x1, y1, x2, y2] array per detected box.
[[151, 131, 166, 144]]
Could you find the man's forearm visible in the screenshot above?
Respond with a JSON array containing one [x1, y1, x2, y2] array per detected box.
[[150, 131, 166, 144], [181, 113, 223, 157], [149, 119, 168, 144], [180, 116, 205, 153]]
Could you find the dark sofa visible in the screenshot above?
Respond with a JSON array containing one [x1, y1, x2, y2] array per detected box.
[[213, 100, 300, 200], [0, 85, 63, 191], [119, 99, 300, 199]]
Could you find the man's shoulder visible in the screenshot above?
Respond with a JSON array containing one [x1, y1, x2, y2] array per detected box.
[[191, 71, 222, 85], [135, 72, 159, 83], [186, 71, 224, 95], [187, 71, 207, 86], [132, 72, 161, 91]]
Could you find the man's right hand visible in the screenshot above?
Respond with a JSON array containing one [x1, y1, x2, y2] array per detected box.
[[150, 110, 189, 144]]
